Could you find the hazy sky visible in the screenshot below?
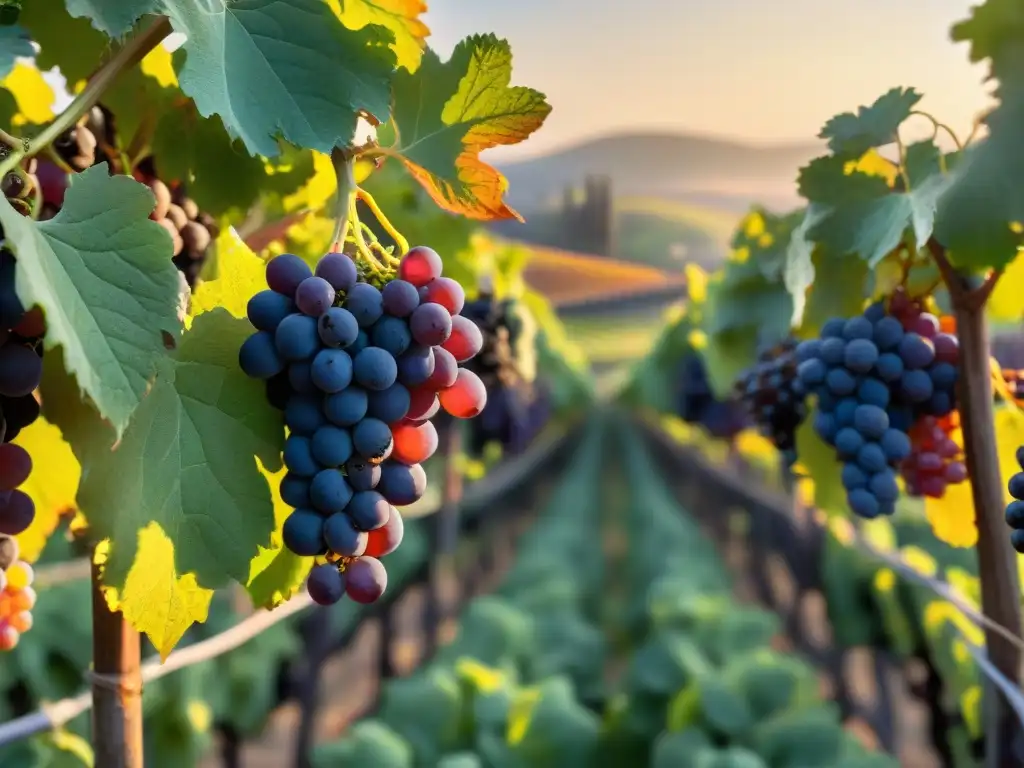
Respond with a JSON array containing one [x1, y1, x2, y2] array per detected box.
[[422, 0, 995, 160]]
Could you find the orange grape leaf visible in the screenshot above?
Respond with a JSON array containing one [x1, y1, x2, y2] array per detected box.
[[12, 416, 79, 561], [331, 0, 429, 72], [386, 34, 551, 221]]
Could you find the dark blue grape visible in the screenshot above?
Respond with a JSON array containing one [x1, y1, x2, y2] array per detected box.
[[930, 362, 957, 390], [345, 458, 381, 492], [863, 302, 885, 322], [835, 427, 863, 458], [857, 442, 887, 473], [898, 333, 935, 369], [280, 474, 311, 508], [875, 352, 903, 382], [925, 391, 954, 417], [834, 398, 858, 426], [1006, 498, 1024, 527], [367, 384, 411, 423], [853, 404, 888, 439], [285, 395, 325, 435], [315, 253, 358, 291], [377, 462, 427, 506], [311, 348, 353, 393], [1010, 529, 1024, 554], [247, 290, 295, 332], [814, 411, 838, 443], [275, 313, 320, 360], [345, 283, 384, 327], [295, 276, 336, 316], [324, 387, 368, 426], [1016, 446, 1024, 470], [282, 509, 326, 556], [288, 362, 316, 394], [1009, 473, 1024, 501], [820, 337, 846, 366], [284, 436, 321, 476], [887, 405, 915, 432], [318, 307, 359, 348], [844, 338, 878, 373], [873, 316, 904, 350], [842, 463, 868, 489], [821, 318, 845, 338], [265, 373, 291, 410], [826, 367, 857, 396], [310, 469, 353, 514], [323, 513, 367, 556], [266, 253, 312, 296], [869, 471, 899, 502], [818, 390, 838, 412], [239, 331, 284, 379], [311, 425, 354, 467], [857, 377, 889, 408], [353, 347, 398, 391], [371, 315, 412, 356], [346, 491, 391, 530], [900, 369, 933, 402], [797, 358, 826, 386], [397, 346, 435, 387], [350, 330, 370, 354], [848, 488, 880, 518], [381, 279, 420, 317], [307, 563, 346, 605], [879, 428, 911, 462], [0, 254, 24, 328], [842, 316, 873, 340], [353, 418, 393, 461], [795, 339, 820, 362]]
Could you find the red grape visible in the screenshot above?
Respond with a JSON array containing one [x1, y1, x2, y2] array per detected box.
[[389, 420, 438, 464], [405, 387, 439, 422], [365, 510, 404, 557], [423, 277, 465, 315], [35, 160, 67, 208], [441, 315, 484, 362], [398, 247, 443, 287], [0, 624, 18, 650], [12, 308, 45, 338], [0, 444, 31, 490], [910, 313, 939, 338], [345, 556, 387, 603], [933, 333, 958, 364], [423, 346, 458, 390], [439, 369, 487, 418]]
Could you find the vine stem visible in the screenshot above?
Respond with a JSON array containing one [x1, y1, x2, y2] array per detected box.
[[931, 239, 1023, 765], [0, 15, 171, 180], [357, 187, 409, 256], [328, 146, 356, 253]]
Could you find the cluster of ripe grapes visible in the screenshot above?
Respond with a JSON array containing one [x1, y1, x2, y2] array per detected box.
[[796, 290, 960, 518], [735, 338, 808, 467], [0, 248, 41, 538], [239, 247, 486, 606], [461, 294, 541, 457], [0, 537, 34, 650], [677, 352, 749, 440], [30, 107, 217, 289]]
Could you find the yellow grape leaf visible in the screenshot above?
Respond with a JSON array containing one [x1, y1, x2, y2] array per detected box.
[[3, 63, 55, 125], [741, 210, 765, 238], [140, 46, 178, 89], [844, 149, 897, 185], [281, 151, 336, 212], [246, 459, 312, 609], [925, 478, 978, 547], [12, 417, 79, 562], [872, 255, 904, 299], [860, 517, 896, 552], [900, 545, 938, 577], [101, 524, 214, 659], [190, 229, 267, 319], [387, 35, 551, 221], [685, 264, 707, 302], [988, 249, 1024, 323], [331, 0, 429, 72]]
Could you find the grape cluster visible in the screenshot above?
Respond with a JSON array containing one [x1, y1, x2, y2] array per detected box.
[[901, 412, 966, 498], [796, 294, 959, 518], [1006, 449, 1024, 553], [0, 539, 34, 651], [676, 352, 749, 440], [0, 248, 40, 538], [239, 247, 486, 606], [735, 338, 808, 466]]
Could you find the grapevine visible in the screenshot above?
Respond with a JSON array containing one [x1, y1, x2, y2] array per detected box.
[[735, 338, 807, 467]]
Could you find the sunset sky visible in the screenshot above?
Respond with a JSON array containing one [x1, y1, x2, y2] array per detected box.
[[423, 0, 995, 160]]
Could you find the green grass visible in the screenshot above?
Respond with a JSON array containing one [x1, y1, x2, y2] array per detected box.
[[614, 197, 740, 272]]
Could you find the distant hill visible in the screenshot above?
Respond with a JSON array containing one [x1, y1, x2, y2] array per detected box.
[[496, 131, 822, 214]]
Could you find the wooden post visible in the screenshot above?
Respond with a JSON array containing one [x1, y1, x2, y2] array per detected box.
[[423, 416, 463, 656], [90, 558, 143, 768]]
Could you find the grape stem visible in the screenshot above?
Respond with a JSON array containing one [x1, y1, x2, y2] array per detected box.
[[328, 146, 356, 253], [356, 187, 409, 256], [0, 16, 171, 180]]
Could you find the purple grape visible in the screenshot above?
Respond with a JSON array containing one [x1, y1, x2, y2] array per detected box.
[[266, 253, 312, 296], [346, 490, 391, 530], [295, 276, 336, 316], [0, 489, 33, 535], [381, 279, 420, 317], [307, 563, 346, 605], [0, 444, 30, 490], [397, 346, 435, 387], [323, 512, 367, 556], [344, 556, 387, 603], [409, 303, 452, 346], [344, 283, 383, 327], [344, 457, 381, 491], [377, 462, 426, 506], [315, 253, 358, 291]]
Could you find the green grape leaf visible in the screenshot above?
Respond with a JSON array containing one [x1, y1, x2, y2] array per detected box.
[[76, 309, 284, 595], [0, 164, 181, 438], [818, 87, 922, 157], [164, 0, 395, 157], [18, 0, 106, 83], [386, 33, 551, 220], [795, 419, 847, 514], [65, 0, 159, 37], [797, 155, 890, 205], [0, 26, 32, 80]]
